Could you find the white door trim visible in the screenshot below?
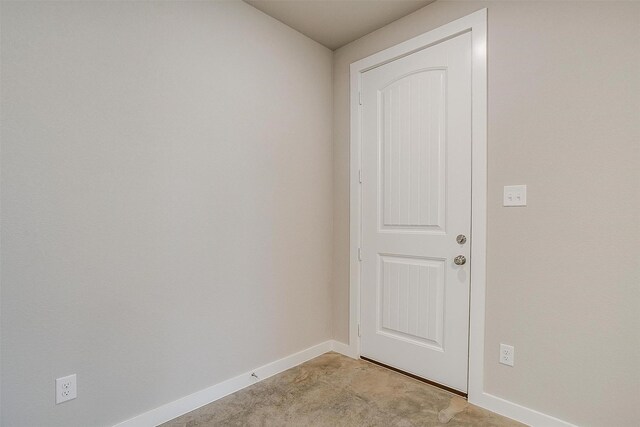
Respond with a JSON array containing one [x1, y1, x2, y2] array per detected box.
[[349, 7, 487, 403]]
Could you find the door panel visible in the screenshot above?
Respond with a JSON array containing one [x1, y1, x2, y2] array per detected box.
[[379, 255, 445, 349], [360, 32, 472, 392], [381, 68, 446, 231]]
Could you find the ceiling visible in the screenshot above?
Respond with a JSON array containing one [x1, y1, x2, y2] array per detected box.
[[243, 0, 435, 50]]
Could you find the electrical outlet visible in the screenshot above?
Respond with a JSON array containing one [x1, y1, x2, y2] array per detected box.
[[56, 374, 77, 404], [499, 344, 514, 367]]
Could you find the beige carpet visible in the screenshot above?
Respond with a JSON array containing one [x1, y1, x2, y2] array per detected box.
[[162, 352, 523, 426]]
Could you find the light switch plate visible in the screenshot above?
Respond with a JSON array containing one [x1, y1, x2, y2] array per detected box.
[[503, 185, 527, 207]]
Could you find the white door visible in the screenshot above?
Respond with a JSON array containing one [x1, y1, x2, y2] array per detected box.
[[360, 32, 472, 393]]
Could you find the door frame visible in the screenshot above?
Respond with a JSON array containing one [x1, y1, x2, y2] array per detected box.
[[348, 8, 487, 403]]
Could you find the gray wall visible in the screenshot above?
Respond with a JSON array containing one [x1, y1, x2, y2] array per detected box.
[[0, 1, 333, 426], [332, 1, 640, 426]]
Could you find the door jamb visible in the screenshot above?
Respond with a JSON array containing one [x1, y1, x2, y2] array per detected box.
[[348, 8, 487, 403]]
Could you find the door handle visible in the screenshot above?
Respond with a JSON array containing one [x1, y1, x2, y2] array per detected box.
[[454, 255, 466, 266]]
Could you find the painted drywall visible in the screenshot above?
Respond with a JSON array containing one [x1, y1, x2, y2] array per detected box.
[[243, 0, 434, 50], [0, 1, 333, 425], [332, 1, 640, 426]]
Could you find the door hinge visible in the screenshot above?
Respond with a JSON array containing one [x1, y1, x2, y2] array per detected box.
[[358, 247, 362, 261], [359, 91, 362, 106], [358, 169, 362, 183], [358, 323, 361, 337]]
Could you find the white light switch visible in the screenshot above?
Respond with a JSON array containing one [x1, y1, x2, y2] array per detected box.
[[503, 185, 527, 207]]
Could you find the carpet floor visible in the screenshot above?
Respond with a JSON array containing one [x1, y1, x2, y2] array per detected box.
[[162, 352, 523, 426]]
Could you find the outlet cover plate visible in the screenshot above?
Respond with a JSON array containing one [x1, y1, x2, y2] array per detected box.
[[56, 374, 77, 404], [499, 344, 515, 366]]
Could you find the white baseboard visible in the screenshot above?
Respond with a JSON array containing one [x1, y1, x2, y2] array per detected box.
[[114, 339, 575, 427], [114, 340, 334, 427], [470, 392, 577, 427], [330, 340, 357, 359]]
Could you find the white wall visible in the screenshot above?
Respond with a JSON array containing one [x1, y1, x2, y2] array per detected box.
[[332, 1, 640, 426], [3, 1, 639, 426], [0, 1, 333, 426]]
